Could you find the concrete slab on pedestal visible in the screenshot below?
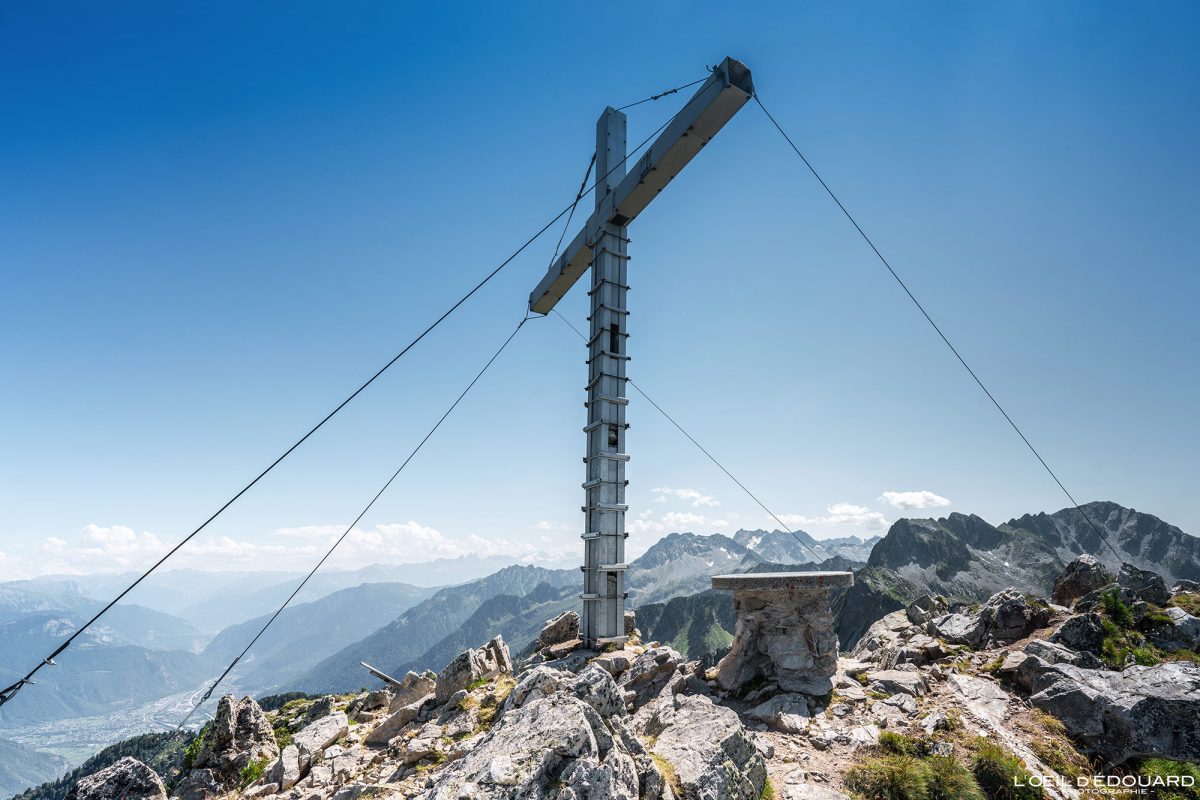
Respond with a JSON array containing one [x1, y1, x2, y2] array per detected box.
[[710, 571, 854, 591]]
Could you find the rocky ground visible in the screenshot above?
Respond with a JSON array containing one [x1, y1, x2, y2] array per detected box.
[[66, 558, 1200, 800]]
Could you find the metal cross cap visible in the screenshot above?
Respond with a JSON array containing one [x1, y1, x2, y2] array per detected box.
[[527, 57, 754, 648]]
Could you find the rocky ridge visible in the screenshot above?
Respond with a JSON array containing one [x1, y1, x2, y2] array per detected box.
[[54, 559, 1200, 800]]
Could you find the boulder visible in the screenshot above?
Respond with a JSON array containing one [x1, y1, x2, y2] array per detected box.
[[1051, 555, 1113, 607], [932, 590, 1051, 647], [172, 769, 220, 800], [1029, 658, 1200, 763], [435, 636, 513, 704], [1118, 563, 1173, 606], [864, 669, 928, 697], [414, 665, 664, 800], [617, 646, 683, 710], [745, 693, 812, 734], [635, 692, 767, 800], [1026, 639, 1102, 667], [366, 693, 435, 745], [188, 695, 278, 777], [592, 649, 638, 677], [977, 588, 1052, 644], [1146, 606, 1200, 653], [1174, 580, 1200, 593], [266, 744, 301, 791], [387, 670, 437, 712], [537, 611, 579, 649], [931, 612, 984, 646], [68, 757, 166, 800], [1049, 612, 1105, 655], [293, 712, 349, 764], [905, 595, 947, 626]]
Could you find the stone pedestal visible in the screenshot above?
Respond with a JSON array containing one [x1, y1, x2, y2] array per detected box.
[[711, 572, 854, 696]]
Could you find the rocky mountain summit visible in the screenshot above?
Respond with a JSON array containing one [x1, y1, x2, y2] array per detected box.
[[832, 501, 1200, 648], [57, 551, 1200, 800]]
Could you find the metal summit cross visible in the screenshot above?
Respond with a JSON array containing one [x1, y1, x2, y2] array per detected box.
[[528, 58, 754, 647]]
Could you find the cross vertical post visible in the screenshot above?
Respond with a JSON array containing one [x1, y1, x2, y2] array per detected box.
[[527, 57, 754, 650], [581, 107, 631, 647]]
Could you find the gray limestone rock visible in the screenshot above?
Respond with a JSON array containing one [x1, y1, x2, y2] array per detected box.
[[537, 610, 580, 649], [977, 588, 1052, 644], [435, 636, 512, 704], [414, 665, 649, 800], [864, 669, 928, 697], [1051, 555, 1114, 607], [1145, 606, 1200, 653], [266, 744, 301, 791], [1049, 612, 1105, 655], [293, 712, 349, 765], [905, 595, 947, 626], [1029, 658, 1200, 763], [745, 694, 812, 734], [386, 670, 437, 712], [637, 692, 767, 800], [617, 646, 683, 710], [185, 694, 278, 791], [365, 693, 435, 745], [931, 612, 984, 646], [1118, 563, 1173, 606], [68, 757, 166, 800]]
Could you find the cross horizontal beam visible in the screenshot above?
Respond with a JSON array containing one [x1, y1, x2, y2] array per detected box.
[[529, 57, 754, 315]]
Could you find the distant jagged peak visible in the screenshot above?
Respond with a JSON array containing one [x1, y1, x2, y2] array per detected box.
[[631, 531, 748, 569]]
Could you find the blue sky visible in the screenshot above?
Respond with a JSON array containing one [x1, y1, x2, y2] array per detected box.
[[1, 1, 1197, 579]]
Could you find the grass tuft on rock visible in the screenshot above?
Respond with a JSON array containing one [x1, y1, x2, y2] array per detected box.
[[650, 753, 684, 799], [845, 755, 931, 800], [971, 740, 1042, 800], [1137, 759, 1200, 800], [926, 755, 985, 800]]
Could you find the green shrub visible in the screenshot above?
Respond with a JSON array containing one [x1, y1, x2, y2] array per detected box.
[[972, 740, 1042, 800], [273, 723, 293, 750], [1102, 589, 1134, 628], [1099, 618, 1161, 669], [182, 729, 205, 770], [239, 758, 268, 788], [845, 756, 931, 800], [878, 731, 922, 757], [1138, 759, 1200, 800], [759, 777, 776, 800], [926, 755, 985, 800]]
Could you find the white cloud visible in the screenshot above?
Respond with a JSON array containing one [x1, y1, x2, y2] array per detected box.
[[3, 519, 580, 580], [652, 487, 720, 508], [780, 503, 889, 532], [629, 509, 729, 534], [878, 491, 951, 511], [272, 524, 345, 539]]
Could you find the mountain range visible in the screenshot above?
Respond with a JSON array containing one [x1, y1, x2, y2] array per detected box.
[[832, 500, 1200, 645], [0, 737, 69, 799], [1, 503, 1195, 797], [200, 581, 435, 694]]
